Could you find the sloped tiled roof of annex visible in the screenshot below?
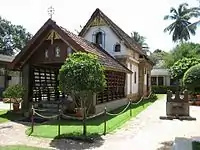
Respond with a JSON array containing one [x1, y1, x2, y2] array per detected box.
[[11, 19, 131, 73], [79, 8, 146, 56], [60, 26, 131, 73]]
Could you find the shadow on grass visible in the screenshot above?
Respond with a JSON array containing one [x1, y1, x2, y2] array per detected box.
[[49, 132, 105, 150], [0, 110, 24, 122]]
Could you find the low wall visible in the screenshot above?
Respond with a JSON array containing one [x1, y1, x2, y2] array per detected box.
[[95, 98, 128, 114]]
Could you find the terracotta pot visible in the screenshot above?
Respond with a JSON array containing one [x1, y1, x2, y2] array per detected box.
[[13, 103, 20, 112], [75, 108, 83, 117]]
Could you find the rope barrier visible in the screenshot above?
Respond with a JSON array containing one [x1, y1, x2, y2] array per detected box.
[[31, 92, 153, 120], [106, 102, 131, 116], [86, 111, 104, 119], [33, 108, 56, 112], [131, 92, 152, 105], [61, 113, 83, 120], [61, 111, 105, 120], [34, 110, 59, 119]]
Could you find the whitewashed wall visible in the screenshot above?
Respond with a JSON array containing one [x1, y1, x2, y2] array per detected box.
[[126, 62, 130, 95], [131, 64, 139, 94], [8, 76, 22, 86], [84, 26, 128, 57]]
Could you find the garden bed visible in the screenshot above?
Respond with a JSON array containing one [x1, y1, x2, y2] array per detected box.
[[26, 94, 162, 138]]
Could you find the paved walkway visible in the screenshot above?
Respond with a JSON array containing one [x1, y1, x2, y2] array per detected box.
[[0, 101, 12, 110], [0, 95, 200, 150]]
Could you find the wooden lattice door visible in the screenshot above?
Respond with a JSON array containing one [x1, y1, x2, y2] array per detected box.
[[32, 66, 60, 102]]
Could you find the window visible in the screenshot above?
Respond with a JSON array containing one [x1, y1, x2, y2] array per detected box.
[[151, 77, 157, 85], [134, 72, 137, 83], [114, 44, 121, 52], [45, 49, 48, 58], [95, 32, 103, 46], [55, 46, 60, 57], [158, 77, 164, 85]]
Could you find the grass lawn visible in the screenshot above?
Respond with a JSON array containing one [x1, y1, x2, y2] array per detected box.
[[26, 94, 160, 138], [0, 110, 22, 123], [0, 145, 50, 150], [192, 141, 200, 150]]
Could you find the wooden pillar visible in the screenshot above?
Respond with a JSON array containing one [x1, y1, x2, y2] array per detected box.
[[21, 64, 31, 112]]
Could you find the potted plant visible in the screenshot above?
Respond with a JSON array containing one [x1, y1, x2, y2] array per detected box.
[[3, 84, 25, 112]]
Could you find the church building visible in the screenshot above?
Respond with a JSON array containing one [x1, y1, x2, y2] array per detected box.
[[10, 8, 153, 114]]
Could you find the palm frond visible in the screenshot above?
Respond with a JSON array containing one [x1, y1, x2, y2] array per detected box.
[[170, 7, 178, 15], [164, 15, 176, 20]]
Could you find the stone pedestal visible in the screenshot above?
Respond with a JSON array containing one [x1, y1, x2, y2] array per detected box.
[[160, 90, 196, 120]]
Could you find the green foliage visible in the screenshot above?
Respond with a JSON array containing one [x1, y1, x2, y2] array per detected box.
[[164, 3, 200, 42], [164, 42, 200, 68], [3, 84, 25, 102], [170, 58, 200, 80], [183, 64, 200, 92], [59, 52, 106, 94], [0, 16, 32, 56], [152, 85, 182, 94], [131, 31, 149, 52], [149, 49, 168, 67]]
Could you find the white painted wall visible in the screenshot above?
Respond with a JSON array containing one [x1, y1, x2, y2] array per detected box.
[[131, 64, 139, 94], [84, 26, 128, 57], [8, 77, 22, 86], [127, 62, 130, 95], [83, 25, 140, 96], [144, 73, 147, 85], [95, 98, 128, 114]]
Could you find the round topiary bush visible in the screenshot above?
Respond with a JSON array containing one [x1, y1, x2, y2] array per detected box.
[[183, 64, 200, 93]]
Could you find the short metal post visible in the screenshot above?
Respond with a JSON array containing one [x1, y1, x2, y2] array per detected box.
[[31, 105, 34, 134], [103, 107, 107, 135], [58, 109, 61, 137], [129, 101, 132, 117]]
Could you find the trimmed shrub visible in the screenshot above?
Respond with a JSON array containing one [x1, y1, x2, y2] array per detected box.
[[183, 64, 200, 93], [3, 84, 25, 103], [152, 85, 182, 94]]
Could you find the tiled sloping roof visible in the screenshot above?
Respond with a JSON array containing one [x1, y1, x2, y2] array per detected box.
[[60, 27, 131, 73], [79, 8, 145, 55]]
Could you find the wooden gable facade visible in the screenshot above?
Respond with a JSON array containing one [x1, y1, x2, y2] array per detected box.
[[11, 19, 131, 113]]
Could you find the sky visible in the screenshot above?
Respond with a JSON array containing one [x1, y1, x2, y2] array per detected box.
[[0, 0, 200, 52]]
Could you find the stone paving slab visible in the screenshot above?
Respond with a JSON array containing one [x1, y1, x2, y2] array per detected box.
[[0, 101, 12, 110]]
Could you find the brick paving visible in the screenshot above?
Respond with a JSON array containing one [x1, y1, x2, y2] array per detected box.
[[0, 95, 200, 150]]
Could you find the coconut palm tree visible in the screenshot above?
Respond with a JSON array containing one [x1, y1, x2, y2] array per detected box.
[[131, 31, 149, 53], [164, 3, 200, 43]]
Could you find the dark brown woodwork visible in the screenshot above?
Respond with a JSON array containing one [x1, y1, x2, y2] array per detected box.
[[30, 39, 70, 65], [96, 70, 125, 104]]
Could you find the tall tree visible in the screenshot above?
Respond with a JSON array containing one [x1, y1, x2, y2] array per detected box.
[[149, 49, 168, 67], [131, 31, 149, 52], [163, 42, 200, 68], [164, 3, 200, 43], [0, 16, 32, 56]]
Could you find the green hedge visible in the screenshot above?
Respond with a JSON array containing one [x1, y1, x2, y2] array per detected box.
[[152, 85, 183, 94]]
